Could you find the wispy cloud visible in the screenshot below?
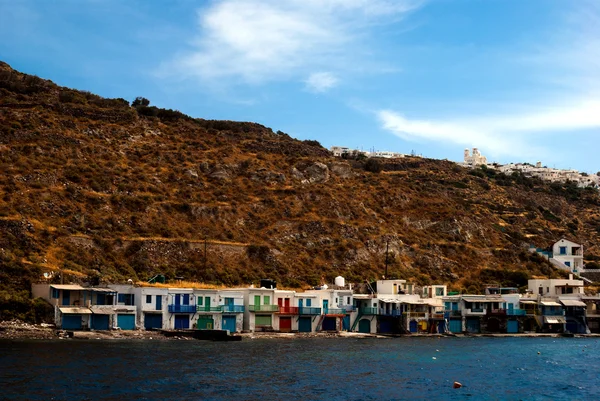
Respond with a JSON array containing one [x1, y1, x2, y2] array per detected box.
[[378, 99, 600, 159], [305, 72, 338, 93], [160, 0, 422, 87]]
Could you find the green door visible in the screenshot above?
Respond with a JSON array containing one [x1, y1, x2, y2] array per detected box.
[[197, 316, 214, 330], [359, 319, 371, 333], [299, 317, 312, 333], [255, 315, 272, 327], [254, 295, 260, 310], [205, 297, 211, 308]]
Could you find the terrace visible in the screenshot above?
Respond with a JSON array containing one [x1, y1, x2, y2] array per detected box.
[[249, 305, 279, 312], [168, 304, 196, 313]]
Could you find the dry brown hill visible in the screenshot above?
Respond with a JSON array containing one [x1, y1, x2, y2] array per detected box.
[[1, 61, 600, 319]]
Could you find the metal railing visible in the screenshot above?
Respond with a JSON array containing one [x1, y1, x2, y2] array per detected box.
[[249, 305, 279, 312], [197, 306, 222, 313], [324, 308, 347, 315], [488, 308, 507, 316], [277, 306, 299, 314], [359, 307, 378, 315], [168, 305, 196, 313], [506, 309, 526, 316], [221, 305, 245, 313], [298, 307, 321, 315], [445, 310, 462, 318]]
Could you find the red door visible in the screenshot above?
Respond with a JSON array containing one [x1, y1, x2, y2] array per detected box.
[[284, 298, 290, 307], [280, 317, 292, 332]]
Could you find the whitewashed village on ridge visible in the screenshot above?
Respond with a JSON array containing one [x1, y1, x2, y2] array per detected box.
[[330, 146, 600, 188]]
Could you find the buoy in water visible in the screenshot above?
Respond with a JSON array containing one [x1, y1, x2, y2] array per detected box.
[[432, 357, 437, 360], [453, 382, 462, 389], [537, 351, 541, 355]]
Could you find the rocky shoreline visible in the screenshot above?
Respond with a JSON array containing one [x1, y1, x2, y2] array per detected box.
[[2, 320, 600, 341]]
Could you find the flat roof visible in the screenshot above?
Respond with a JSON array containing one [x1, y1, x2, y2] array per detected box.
[[560, 300, 586, 307], [51, 284, 86, 291], [540, 301, 562, 307], [59, 307, 92, 314]]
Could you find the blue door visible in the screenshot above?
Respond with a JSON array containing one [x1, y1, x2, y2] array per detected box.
[[175, 315, 189, 329], [507, 320, 519, 333], [155, 295, 162, 310], [409, 320, 418, 333], [175, 294, 181, 305], [449, 319, 462, 333], [299, 317, 312, 332], [222, 315, 236, 333], [62, 315, 82, 330], [144, 313, 162, 330], [183, 294, 190, 305], [342, 316, 350, 331], [62, 290, 70, 306], [466, 318, 480, 333], [117, 314, 135, 330], [92, 314, 110, 330]]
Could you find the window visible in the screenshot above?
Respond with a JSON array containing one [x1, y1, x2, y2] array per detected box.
[[435, 288, 444, 296], [146, 295, 152, 304], [51, 288, 60, 299], [565, 262, 571, 267], [263, 296, 270, 305], [118, 294, 135, 306], [197, 297, 203, 305], [559, 246, 567, 255], [306, 299, 312, 307]]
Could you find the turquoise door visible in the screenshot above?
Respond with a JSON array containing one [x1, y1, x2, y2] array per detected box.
[[117, 314, 135, 330], [449, 319, 462, 333], [92, 314, 110, 330], [323, 300, 329, 314], [299, 317, 312, 332], [299, 299, 303, 308], [155, 295, 162, 310], [507, 320, 519, 333], [359, 319, 371, 333], [62, 290, 70, 306], [222, 315, 236, 333], [508, 303, 514, 314], [62, 315, 82, 330], [342, 316, 350, 331]]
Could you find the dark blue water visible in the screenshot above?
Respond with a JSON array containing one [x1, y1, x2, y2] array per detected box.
[[0, 337, 598, 400]]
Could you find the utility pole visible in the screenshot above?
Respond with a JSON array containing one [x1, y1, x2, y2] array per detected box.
[[384, 239, 389, 279]]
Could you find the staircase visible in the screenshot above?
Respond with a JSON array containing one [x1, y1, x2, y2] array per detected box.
[[315, 315, 325, 331], [350, 311, 364, 332]]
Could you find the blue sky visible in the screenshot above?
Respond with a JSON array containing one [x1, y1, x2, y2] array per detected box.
[[1, 0, 599, 172]]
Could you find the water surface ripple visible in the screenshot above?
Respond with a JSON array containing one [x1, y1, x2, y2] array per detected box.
[[0, 337, 598, 400]]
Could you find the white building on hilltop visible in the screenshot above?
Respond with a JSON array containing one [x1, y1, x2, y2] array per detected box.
[[463, 148, 487, 166]]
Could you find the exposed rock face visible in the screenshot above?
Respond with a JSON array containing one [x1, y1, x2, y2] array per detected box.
[[302, 162, 330, 183], [329, 162, 354, 179]]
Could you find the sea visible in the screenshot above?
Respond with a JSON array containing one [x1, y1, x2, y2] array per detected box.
[[0, 337, 598, 401]]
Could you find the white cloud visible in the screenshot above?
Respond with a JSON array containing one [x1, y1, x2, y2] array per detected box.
[[378, 99, 600, 159], [305, 72, 339, 93], [161, 0, 422, 87]]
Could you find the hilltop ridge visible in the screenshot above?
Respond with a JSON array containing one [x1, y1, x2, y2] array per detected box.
[[1, 62, 600, 320]]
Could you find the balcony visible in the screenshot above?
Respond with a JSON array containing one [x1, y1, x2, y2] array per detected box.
[[379, 310, 402, 317], [197, 306, 222, 313], [464, 308, 486, 315], [406, 312, 428, 319], [359, 307, 378, 315], [277, 306, 299, 315], [507, 309, 526, 316], [168, 305, 196, 313], [221, 305, 245, 313], [487, 308, 507, 316], [445, 310, 462, 318], [431, 313, 445, 320], [324, 308, 348, 315], [249, 305, 279, 312], [299, 307, 321, 315], [542, 309, 565, 316]]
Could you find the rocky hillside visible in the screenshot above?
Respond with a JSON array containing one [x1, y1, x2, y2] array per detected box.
[[1, 61, 600, 318]]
